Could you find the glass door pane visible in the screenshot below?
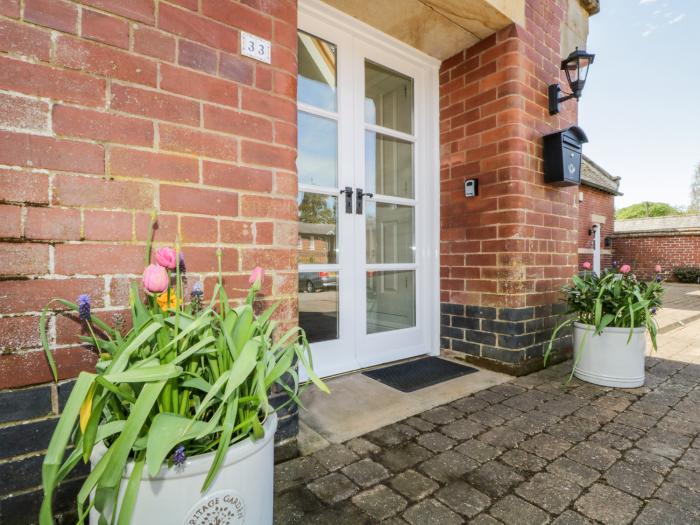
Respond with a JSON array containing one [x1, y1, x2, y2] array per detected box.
[[297, 30, 341, 346]]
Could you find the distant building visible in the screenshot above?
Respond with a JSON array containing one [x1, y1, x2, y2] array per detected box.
[[577, 156, 622, 272], [613, 215, 700, 280]]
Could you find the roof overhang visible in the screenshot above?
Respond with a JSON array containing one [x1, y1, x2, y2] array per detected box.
[[320, 0, 525, 60]]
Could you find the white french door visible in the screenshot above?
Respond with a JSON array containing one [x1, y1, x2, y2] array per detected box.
[[297, 0, 440, 378]]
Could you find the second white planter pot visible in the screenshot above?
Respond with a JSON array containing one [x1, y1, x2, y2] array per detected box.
[[90, 412, 277, 525], [573, 322, 647, 388]]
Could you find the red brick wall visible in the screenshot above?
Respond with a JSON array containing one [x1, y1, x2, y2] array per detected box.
[[0, 0, 298, 389], [577, 185, 615, 270], [440, 1, 578, 311], [612, 233, 700, 281], [0, 1, 299, 516], [439, 1, 580, 371]]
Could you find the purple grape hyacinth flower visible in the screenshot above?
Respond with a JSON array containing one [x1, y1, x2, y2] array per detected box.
[[173, 445, 186, 466], [77, 294, 91, 321], [178, 252, 187, 274]]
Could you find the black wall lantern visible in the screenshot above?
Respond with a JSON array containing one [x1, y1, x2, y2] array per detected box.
[[548, 48, 595, 115]]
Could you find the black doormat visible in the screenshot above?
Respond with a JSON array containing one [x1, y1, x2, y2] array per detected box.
[[362, 357, 479, 393]]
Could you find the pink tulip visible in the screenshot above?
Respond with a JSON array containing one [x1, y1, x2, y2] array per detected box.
[[249, 266, 264, 286], [655, 264, 662, 273], [620, 264, 631, 274], [155, 247, 177, 270], [582, 262, 591, 270], [143, 264, 169, 293]]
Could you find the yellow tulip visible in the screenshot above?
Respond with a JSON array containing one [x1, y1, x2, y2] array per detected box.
[[157, 289, 178, 311]]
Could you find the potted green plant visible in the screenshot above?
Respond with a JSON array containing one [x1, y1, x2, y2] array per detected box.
[[39, 233, 328, 525], [545, 263, 664, 387]]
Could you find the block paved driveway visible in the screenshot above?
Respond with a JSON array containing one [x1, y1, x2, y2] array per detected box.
[[274, 358, 700, 524]]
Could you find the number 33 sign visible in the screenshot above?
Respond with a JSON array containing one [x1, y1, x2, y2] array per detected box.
[[241, 32, 271, 64]]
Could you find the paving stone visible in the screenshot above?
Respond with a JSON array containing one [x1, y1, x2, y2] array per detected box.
[[489, 495, 550, 525], [307, 472, 359, 504], [520, 433, 573, 460], [473, 389, 507, 405], [502, 390, 551, 411], [614, 410, 659, 431], [500, 449, 547, 473], [635, 435, 685, 460], [404, 416, 436, 432], [546, 457, 599, 487], [546, 416, 599, 443], [654, 482, 700, 516], [574, 405, 619, 424], [273, 485, 325, 524], [450, 396, 489, 414], [303, 501, 373, 525], [588, 430, 633, 451], [453, 439, 502, 463], [551, 510, 592, 525], [468, 410, 506, 428], [574, 484, 642, 525], [419, 450, 479, 483], [402, 498, 464, 525], [515, 471, 582, 513], [477, 426, 527, 449], [602, 421, 646, 441], [509, 411, 560, 436], [679, 447, 700, 472], [377, 442, 433, 473], [630, 401, 670, 419], [417, 431, 456, 452], [420, 406, 462, 425], [565, 442, 620, 471], [656, 413, 699, 436], [623, 448, 674, 475], [435, 480, 490, 518], [603, 461, 663, 498], [667, 466, 700, 492], [275, 456, 327, 492], [633, 499, 697, 525], [440, 419, 485, 440], [342, 458, 390, 487], [482, 403, 523, 421], [365, 423, 417, 447], [351, 484, 407, 521], [592, 394, 632, 412], [466, 461, 524, 498], [469, 514, 503, 525], [489, 383, 527, 398], [539, 395, 586, 416], [312, 443, 359, 471], [345, 437, 381, 457], [390, 469, 439, 502]]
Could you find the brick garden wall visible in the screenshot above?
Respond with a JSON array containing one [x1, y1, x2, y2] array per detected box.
[[439, 0, 580, 374], [0, 0, 299, 521], [577, 184, 614, 271], [612, 233, 700, 281]]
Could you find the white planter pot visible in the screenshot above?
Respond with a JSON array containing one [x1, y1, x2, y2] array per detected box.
[[573, 322, 647, 388], [90, 413, 277, 525]]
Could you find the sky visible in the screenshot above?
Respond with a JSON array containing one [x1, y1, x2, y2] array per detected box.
[[578, 0, 700, 209]]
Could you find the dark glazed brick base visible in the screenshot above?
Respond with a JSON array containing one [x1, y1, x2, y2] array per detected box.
[[440, 304, 572, 375]]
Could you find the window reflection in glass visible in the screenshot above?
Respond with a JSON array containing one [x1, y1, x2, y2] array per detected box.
[[366, 270, 415, 334], [365, 202, 414, 264], [364, 61, 413, 134], [365, 131, 413, 199], [299, 271, 339, 343], [297, 111, 338, 188], [298, 31, 337, 112], [298, 192, 337, 264]]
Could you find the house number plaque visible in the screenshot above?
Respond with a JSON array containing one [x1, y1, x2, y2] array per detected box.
[[183, 490, 246, 525], [241, 31, 271, 64]]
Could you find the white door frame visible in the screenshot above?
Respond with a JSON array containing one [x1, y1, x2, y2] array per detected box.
[[298, 0, 440, 378]]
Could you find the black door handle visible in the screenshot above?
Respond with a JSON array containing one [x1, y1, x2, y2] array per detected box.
[[340, 186, 353, 214], [356, 188, 373, 215]]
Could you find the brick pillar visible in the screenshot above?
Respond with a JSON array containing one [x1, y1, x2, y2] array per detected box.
[[439, 0, 581, 374], [0, 0, 299, 520]]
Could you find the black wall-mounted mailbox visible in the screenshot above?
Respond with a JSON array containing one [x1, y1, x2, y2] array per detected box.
[[543, 125, 588, 186]]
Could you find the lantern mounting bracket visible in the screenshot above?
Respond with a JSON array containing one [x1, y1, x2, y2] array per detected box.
[[548, 84, 577, 115]]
